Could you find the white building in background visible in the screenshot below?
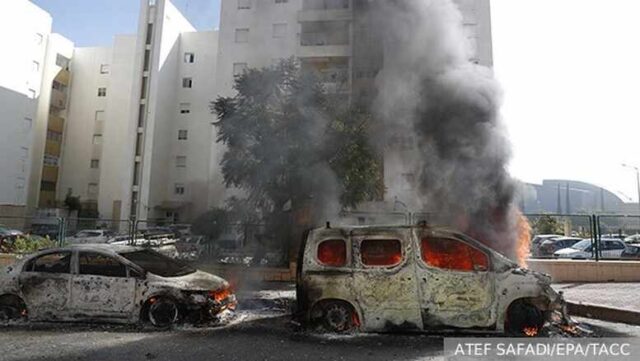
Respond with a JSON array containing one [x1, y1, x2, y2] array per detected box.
[[1, 0, 493, 225], [0, 0, 74, 222], [123, 0, 220, 223]]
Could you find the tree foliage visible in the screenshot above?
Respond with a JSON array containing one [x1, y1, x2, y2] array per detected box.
[[211, 59, 381, 221]]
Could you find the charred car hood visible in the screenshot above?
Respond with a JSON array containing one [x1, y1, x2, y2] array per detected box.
[[148, 270, 228, 291]]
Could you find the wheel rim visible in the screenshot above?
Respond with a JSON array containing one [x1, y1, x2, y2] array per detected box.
[[324, 304, 351, 332], [149, 300, 178, 327]]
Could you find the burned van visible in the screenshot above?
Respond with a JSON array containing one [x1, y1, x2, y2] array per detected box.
[[296, 224, 569, 336]]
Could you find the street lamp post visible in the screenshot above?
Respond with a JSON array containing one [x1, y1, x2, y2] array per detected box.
[[622, 164, 640, 231]]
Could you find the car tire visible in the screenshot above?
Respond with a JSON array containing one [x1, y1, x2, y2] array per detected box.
[[147, 297, 179, 328], [320, 301, 356, 333], [505, 300, 545, 337], [0, 295, 27, 322]]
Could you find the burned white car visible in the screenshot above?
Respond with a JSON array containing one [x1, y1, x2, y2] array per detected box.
[[0, 244, 235, 327], [296, 225, 570, 336]]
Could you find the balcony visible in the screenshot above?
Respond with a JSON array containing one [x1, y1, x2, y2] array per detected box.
[[50, 88, 67, 110], [48, 115, 64, 132], [41, 166, 59, 182], [298, 43, 350, 58], [56, 69, 70, 86], [44, 140, 61, 156], [298, 8, 352, 23]]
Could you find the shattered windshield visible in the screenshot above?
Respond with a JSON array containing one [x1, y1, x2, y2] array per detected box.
[[120, 250, 196, 277]]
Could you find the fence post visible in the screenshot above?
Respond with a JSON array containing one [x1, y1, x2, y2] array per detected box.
[[57, 217, 65, 247]]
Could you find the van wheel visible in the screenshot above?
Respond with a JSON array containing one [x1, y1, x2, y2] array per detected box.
[[321, 301, 355, 333], [147, 297, 179, 328], [505, 300, 545, 337], [0, 295, 27, 321]]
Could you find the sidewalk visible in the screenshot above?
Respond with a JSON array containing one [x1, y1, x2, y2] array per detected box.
[[553, 283, 640, 324]]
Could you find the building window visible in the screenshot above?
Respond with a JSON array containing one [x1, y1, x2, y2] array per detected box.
[[95, 110, 105, 121], [88, 183, 99, 196], [28, 89, 36, 99], [238, 0, 251, 9], [273, 23, 287, 38], [52, 80, 66, 91], [146, 23, 154, 45], [32, 61, 40, 72], [233, 62, 248, 76], [143, 49, 151, 71], [174, 183, 185, 195], [275, 0, 289, 3], [100, 64, 110, 74], [43, 154, 59, 167], [182, 77, 192, 88], [179, 103, 190, 114], [97, 87, 107, 97], [24, 117, 32, 131], [176, 156, 187, 168], [235, 28, 249, 43], [178, 130, 188, 140], [92, 134, 103, 145], [46, 130, 62, 142], [56, 54, 70, 68], [35, 33, 43, 45], [90, 159, 100, 169], [184, 52, 195, 63]]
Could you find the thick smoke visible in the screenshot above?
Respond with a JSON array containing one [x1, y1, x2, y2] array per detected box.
[[374, 0, 520, 258]]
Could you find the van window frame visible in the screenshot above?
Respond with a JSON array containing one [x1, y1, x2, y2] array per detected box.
[[315, 238, 350, 268], [355, 236, 405, 269], [418, 233, 491, 273]]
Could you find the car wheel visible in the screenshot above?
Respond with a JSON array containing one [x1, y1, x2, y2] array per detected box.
[[147, 297, 179, 328], [0, 296, 27, 322], [321, 301, 356, 333], [505, 300, 545, 337]]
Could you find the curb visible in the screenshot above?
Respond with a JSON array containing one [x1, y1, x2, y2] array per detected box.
[[567, 301, 640, 325]]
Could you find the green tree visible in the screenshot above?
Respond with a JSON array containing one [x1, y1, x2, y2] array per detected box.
[[532, 215, 564, 235], [211, 59, 381, 222]]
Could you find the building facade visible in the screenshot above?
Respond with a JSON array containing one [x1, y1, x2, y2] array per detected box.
[[0, 0, 74, 222]]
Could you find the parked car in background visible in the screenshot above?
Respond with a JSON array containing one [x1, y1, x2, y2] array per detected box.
[[554, 238, 627, 259], [0, 244, 236, 327], [538, 237, 582, 257], [66, 230, 114, 244], [624, 234, 640, 244], [530, 234, 562, 257], [621, 244, 640, 259]]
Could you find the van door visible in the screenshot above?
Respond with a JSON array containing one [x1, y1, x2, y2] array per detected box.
[[351, 234, 422, 331], [415, 233, 496, 329]]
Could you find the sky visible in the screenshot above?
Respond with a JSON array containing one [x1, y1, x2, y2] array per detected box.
[[29, 0, 640, 202]]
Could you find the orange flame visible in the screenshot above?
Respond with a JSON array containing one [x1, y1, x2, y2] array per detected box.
[[523, 326, 539, 337], [516, 211, 532, 267]]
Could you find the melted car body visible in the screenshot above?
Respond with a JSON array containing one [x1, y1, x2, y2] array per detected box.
[[297, 225, 567, 334], [0, 244, 235, 326]]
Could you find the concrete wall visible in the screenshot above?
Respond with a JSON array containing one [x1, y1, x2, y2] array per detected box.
[[527, 259, 640, 283], [0, 0, 52, 216]]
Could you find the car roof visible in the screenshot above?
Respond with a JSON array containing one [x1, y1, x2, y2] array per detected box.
[[34, 244, 144, 255]]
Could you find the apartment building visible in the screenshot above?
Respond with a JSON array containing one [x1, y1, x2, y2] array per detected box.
[[0, 0, 74, 221], [216, 0, 493, 206]]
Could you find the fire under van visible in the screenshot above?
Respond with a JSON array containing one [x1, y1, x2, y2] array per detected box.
[[296, 224, 570, 336]]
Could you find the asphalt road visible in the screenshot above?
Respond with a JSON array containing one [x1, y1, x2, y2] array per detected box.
[[1, 292, 640, 361]]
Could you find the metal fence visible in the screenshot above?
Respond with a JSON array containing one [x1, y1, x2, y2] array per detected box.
[[3, 213, 640, 262]]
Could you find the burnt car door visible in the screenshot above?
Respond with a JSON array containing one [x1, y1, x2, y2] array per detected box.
[[69, 251, 136, 318], [415, 231, 496, 329], [351, 232, 423, 331], [18, 251, 73, 320]]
